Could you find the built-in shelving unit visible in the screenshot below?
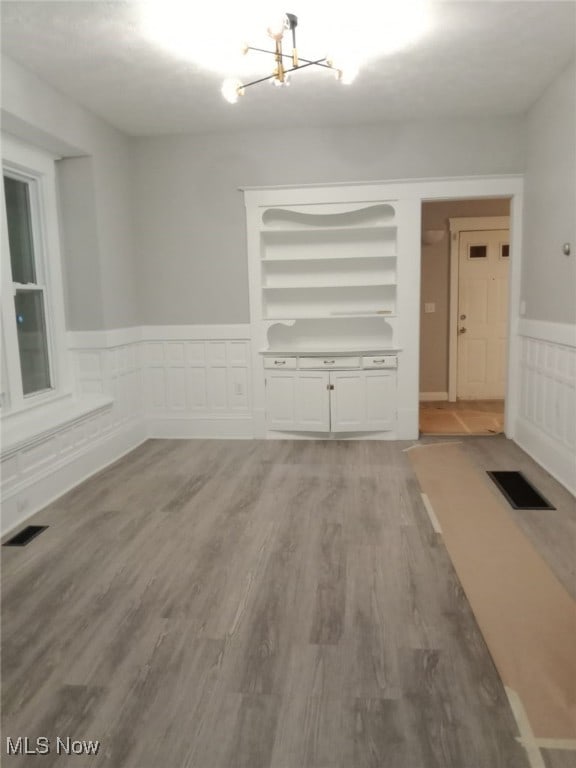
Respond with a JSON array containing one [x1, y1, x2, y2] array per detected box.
[[259, 204, 398, 341], [244, 188, 419, 440]]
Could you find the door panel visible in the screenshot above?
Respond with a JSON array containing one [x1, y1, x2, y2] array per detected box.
[[295, 373, 330, 431], [265, 371, 297, 429], [330, 373, 364, 431], [457, 229, 509, 399], [364, 372, 396, 430], [331, 371, 396, 432]]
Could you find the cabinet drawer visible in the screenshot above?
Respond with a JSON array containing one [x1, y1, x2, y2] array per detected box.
[[299, 356, 361, 370], [264, 356, 297, 369], [362, 355, 397, 369]]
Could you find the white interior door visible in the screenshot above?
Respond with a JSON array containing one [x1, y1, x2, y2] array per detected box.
[[457, 230, 509, 399]]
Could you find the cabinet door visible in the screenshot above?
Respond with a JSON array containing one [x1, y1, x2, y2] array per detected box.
[[330, 372, 365, 431], [331, 371, 396, 432], [363, 371, 396, 431], [294, 372, 330, 432], [265, 371, 330, 432]]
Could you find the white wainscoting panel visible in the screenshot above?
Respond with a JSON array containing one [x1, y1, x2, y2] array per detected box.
[[2, 325, 252, 534], [1, 404, 145, 536], [516, 320, 576, 494], [143, 334, 252, 438]]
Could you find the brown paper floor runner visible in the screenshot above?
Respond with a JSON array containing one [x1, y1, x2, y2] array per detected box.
[[408, 442, 576, 740]]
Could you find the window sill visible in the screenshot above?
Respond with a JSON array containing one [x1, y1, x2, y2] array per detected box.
[[1, 394, 113, 459]]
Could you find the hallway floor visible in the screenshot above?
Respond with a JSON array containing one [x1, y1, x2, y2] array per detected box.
[[419, 399, 505, 436]]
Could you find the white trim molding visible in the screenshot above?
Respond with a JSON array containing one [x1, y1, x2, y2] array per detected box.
[[419, 392, 448, 402], [515, 319, 576, 494], [518, 319, 576, 348], [67, 326, 142, 350]]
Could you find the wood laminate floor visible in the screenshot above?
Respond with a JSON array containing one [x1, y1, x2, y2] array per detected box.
[[2, 437, 575, 768], [420, 400, 505, 435]]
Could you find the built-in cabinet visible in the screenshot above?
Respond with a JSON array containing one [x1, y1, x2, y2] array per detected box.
[[244, 184, 421, 439], [265, 358, 397, 433]]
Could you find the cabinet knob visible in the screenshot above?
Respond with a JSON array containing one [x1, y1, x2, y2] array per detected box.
[[323, 359, 335, 365], [274, 360, 286, 365]]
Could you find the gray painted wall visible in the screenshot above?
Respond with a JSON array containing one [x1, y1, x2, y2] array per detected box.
[[420, 199, 510, 394], [132, 117, 525, 324], [522, 59, 576, 324], [1, 55, 138, 331], [8, 52, 573, 334], [57, 157, 106, 330]]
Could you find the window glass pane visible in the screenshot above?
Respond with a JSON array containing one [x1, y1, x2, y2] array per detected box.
[[4, 175, 37, 284], [14, 290, 51, 395], [469, 245, 487, 259]]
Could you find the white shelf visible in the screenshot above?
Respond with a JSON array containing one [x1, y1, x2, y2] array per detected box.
[[260, 224, 396, 235], [256, 200, 399, 364], [263, 282, 396, 291], [261, 254, 396, 263], [264, 313, 397, 321], [260, 347, 401, 356]]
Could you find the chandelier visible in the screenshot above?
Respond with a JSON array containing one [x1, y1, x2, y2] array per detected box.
[[221, 12, 354, 103]]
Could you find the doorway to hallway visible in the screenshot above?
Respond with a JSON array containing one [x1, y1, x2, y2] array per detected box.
[[419, 199, 511, 436]]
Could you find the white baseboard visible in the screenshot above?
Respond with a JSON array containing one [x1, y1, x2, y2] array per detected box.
[[265, 430, 399, 441], [514, 417, 576, 497], [1, 421, 146, 537], [147, 415, 253, 439], [419, 392, 448, 402]]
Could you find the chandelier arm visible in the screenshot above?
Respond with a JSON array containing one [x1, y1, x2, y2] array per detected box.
[[240, 58, 332, 91], [246, 45, 299, 62], [245, 46, 333, 69]]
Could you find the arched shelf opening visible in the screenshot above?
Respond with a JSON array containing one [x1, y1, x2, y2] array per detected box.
[[261, 203, 395, 229]]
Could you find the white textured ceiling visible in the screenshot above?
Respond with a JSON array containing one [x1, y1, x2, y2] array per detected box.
[[1, 1, 575, 136]]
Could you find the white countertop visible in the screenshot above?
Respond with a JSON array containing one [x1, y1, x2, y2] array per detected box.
[[260, 348, 401, 356]]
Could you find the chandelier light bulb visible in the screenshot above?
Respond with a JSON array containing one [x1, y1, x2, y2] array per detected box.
[[221, 78, 243, 103], [267, 14, 287, 41], [339, 66, 359, 85], [329, 55, 360, 85]]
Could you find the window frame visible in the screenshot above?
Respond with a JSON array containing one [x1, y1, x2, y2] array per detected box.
[[1, 135, 70, 416]]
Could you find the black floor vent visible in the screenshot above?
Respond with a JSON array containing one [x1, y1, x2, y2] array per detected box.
[[487, 471, 555, 510], [3, 525, 49, 547]]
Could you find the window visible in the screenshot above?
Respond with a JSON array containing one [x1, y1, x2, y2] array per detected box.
[[468, 244, 487, 259], [1, 136, 68, 414], [4, 174, 52, 396]]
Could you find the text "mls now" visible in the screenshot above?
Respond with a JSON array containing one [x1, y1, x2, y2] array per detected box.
[[6, 737, 101, 755]]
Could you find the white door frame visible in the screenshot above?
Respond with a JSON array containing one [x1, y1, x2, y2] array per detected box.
[[448, 215, 510, 402]]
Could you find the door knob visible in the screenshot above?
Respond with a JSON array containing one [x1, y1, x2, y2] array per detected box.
[[460, 314, 467, 320], [459, 327, 467, 334]]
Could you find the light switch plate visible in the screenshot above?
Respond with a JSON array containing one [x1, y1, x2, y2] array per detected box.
[[424, 303, 436, 313]]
